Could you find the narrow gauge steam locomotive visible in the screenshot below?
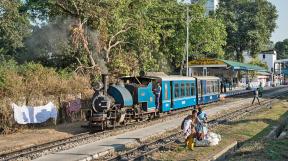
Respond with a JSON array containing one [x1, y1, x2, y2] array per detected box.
[[86, 74, 220, 130]]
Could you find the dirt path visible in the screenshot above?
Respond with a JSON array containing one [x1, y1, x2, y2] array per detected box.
[[0, 121, 87, 155]]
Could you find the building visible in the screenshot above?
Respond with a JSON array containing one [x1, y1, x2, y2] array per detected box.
[[274, 59, 288, 85], [187, 59, 268, 88], [179, 0, 220, 15], [243, 50, 277, 73], [205, 0, 220, 15]]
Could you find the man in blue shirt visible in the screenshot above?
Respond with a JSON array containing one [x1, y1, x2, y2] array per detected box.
[[197, 107, 207, 122], [154, 82, 161, 110], [196, 106, 208, 140]]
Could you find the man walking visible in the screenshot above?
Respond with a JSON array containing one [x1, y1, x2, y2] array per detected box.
[[252, 88, 260, 105]]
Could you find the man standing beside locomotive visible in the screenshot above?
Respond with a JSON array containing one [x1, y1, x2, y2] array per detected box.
[[154, 82, 161, 110]]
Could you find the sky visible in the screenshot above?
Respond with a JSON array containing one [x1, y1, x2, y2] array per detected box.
[[267, 0, 287, 43]]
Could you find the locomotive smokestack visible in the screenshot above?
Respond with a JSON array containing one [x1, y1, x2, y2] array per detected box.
[[102, 74, 108, 95]]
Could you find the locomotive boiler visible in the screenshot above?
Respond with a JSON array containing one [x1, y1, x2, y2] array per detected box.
[[86, 74, 158, 130]]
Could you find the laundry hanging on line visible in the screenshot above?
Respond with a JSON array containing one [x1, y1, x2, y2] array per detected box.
[[11, 102, 58, 124]]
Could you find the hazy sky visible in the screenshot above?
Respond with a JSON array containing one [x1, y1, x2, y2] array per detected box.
[[268, 0, 288, 43]]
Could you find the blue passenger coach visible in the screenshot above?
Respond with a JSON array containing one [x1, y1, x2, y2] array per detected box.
[[194, 76, 220, 104], [160, 76, 197, 112]]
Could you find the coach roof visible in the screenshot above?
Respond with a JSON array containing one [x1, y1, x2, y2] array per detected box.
[[145, 75, 196, 81], [193, 76, 220, 80]]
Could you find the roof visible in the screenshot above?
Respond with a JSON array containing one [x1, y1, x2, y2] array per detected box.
[[275, 59, 288, 63], [219, 59, 267, 71], [257, 71, 271, 76], [193, 76, 220, 80], [154, 76, 196, 81], [120, 75, 196, 81], [145, 72, 168, 77], [260, 50, 276, 55]]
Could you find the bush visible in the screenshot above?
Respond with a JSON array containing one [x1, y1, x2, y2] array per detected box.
[[0, 60, 91, 133]]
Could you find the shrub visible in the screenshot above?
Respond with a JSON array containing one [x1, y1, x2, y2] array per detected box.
[[0, 60, 91, 133]]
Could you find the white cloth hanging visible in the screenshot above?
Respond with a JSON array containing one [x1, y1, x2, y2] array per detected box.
[[12, 102, 57, 124]]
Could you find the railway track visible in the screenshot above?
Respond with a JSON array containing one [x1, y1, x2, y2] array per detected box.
[[0, 104, 199, 161], [0, 87, 286, 161], [104, 90, 288, 161]]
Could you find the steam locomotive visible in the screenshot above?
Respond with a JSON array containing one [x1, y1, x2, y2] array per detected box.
[[86, 74, 220, 130]]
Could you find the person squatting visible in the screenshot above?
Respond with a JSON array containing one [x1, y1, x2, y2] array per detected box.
[[182, 106, 208, 150]]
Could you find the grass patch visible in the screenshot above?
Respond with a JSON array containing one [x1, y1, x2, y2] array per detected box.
[[265, 140, 288, 160], [151, 99, 288, 161]]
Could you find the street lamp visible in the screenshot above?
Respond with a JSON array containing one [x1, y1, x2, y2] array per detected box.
[[180, 0, 198, 76]]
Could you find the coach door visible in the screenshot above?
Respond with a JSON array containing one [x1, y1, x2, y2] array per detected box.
[[161, 81, 171, 112]]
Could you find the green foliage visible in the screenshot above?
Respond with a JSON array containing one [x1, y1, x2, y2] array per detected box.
[[216, 0, 278, 62], [108, 51, 139, 79], [189, 4, 227, 58], [24, 0, 227, 75], [249, 58, 268, 69], [0, 0, 30, 57], [274, 39, 288, 59]]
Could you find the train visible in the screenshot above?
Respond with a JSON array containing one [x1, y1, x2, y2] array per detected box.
[[86, 74, 220, 130]]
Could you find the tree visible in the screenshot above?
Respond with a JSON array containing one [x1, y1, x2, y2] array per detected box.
[[189, 4, 227, 59], [249, 58, 268, 69], [216, 0, 278, 62], [274, 39, 288, 59], [0, 0, 30, 58], [26, 0, 134, 73], [25, 0, 227, 76]]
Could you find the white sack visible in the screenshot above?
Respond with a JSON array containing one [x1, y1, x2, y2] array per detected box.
[[12, 102, 57, 124], [206, 132, 221, 146], [195, 132, 221, 147]]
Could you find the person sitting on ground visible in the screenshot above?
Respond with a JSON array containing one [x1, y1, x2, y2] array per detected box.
[[182, 110, 200, 150]]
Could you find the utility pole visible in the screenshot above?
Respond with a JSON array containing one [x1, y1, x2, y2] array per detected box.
[[186, 6, 189, 76]]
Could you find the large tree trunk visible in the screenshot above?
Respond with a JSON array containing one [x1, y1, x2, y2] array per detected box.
[[236, 50, 243, 62]]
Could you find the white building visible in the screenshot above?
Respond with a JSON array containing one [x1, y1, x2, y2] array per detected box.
[[205, 0, 220, 15], [243, 50, 277, 73], [179, 0, 220, 15]]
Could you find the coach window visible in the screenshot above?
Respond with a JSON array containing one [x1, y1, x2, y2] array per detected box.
[[207, 81, 211, 94], [191, 83, 195, 96], [174, 83, 179, 98], [216, 81, 220, 93], [186, 83, 191, 96], [198, 80, 202, 96], [181, 83, 185, 97]]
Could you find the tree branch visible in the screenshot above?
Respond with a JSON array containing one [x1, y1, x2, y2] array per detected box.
[[71, 0, 80, 15], [108, 26, 132, 48], [56, 1, 78, 16]]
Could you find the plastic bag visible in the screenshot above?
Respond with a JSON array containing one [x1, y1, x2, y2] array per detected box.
[[207, 132, 221, 146]]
